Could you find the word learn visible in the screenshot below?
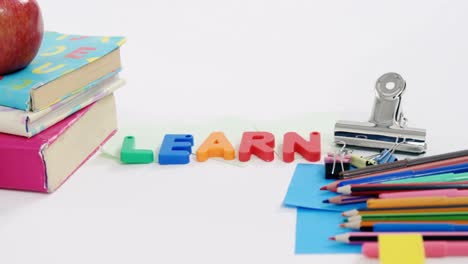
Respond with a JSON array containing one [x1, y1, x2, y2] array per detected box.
[[120, 131, 321, 165]]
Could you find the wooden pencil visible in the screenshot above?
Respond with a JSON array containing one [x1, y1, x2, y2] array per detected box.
[[339, 149, 468, 179], [366, 197, 468, 209], [321, 156, 468, 191], [342, 205, 468, 217], [337, 181, 468, 196], [341, 220, 468, 229], [331, 232, 468, 244], [323, 195, 374, 205], [346, 212, 468, 223]]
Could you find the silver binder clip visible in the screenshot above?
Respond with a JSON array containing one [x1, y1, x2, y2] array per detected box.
[[334, 73, 427, 154]]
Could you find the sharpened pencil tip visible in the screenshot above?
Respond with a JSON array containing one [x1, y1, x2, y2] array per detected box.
[[329, 237, 336, 241], [320, 186, 327, 190], [322, 199, 330, 203]]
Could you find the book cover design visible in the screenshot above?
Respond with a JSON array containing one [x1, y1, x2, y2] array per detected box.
[[0, 31, 126, 111]]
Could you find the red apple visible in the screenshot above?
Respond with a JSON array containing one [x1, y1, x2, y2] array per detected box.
[[0, 0, 43, 75]]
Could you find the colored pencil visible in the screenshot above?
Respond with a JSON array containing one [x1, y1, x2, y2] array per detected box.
[[341, 220, 468, 229], [346, 212, 468, 223], [320, 156, 468, 191], [336, 163, 468, 188], [351, 223, 468, 232], [337, 181, 468, 196], [323, 195, 374, 205], [342, 205, 468, 217], [339, 149, 468, 179], [384, 172, 468, 185], [379, 189, 468, 199], [366, 196, 468, 209], [331, 232, 468, 244], [363, 241, 468, 258]]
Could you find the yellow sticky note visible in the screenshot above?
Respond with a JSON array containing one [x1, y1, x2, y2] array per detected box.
[[378, 234, 425, 264]]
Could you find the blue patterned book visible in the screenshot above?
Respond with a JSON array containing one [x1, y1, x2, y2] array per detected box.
[[0, 32, 125, 112]]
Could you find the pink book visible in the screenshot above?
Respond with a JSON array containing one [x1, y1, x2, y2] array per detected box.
[[0, 94, 117, 193]]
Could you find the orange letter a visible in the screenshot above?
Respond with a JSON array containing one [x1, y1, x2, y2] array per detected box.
[[196, 132, 235, 162]]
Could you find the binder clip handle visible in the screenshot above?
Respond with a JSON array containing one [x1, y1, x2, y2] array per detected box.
[[370, 72, 406, 128]]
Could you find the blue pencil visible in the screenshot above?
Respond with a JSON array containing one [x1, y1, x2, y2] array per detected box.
[[336, 162, 468, 188], [345, 222, 468, 232]]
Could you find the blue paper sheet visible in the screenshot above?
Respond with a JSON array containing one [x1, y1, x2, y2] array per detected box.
[[296, 207, 361, 254], [284, 163, 365, 212]]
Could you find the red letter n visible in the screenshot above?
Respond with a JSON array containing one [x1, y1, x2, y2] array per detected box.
[[282, 132, 321, 162]]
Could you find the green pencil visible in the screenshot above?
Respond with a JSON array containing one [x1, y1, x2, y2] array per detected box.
[[384, 172, 468, 184], [346, 211, 468, 222]]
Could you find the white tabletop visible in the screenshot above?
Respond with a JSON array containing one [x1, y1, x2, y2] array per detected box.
[[1, 1, 468, 263]]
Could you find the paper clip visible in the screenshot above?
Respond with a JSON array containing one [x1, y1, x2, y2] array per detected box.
[[324, 141, 351, 179], [374, 137, 403, 164]]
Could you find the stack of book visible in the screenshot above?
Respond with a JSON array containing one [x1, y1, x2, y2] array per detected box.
[[0, 32, 126, 193]]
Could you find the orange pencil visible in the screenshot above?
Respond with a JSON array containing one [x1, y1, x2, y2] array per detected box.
[[367, 196, 468, 209]]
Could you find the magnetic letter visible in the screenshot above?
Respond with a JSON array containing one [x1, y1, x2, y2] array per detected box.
[[239, 132, 275, 162], [196, 132, 235, 162], [120, 136, 154, 164], [282, 132, 321, 162], [158, 134, 194, 165]]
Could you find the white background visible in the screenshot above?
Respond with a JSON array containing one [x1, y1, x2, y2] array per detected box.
[[1, 0, 468, 263]]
